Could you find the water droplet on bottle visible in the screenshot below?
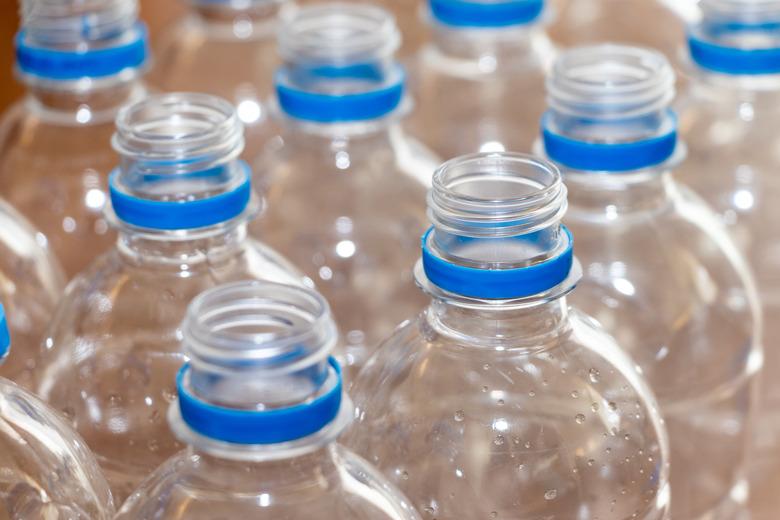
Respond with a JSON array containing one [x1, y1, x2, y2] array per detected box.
[[494, 435, 506, 446], [489, 512, 498, 519], [401, 471, 409, 480], [497, 399, 505, 406], [483, 363, 491, 370], [544, 489, 558, 500], [591, 402, 599, 412], [575, 413, 586, 424], [624, 433, 631, 441], [589, 368, 600, 383], [482, 385, 489, 393], [608, 401, 618, 412], [524, 440, 532, 449], [528, 390, 536, 397], [587, 459, 595, 466], [454, 410, 465, 422], [571, 390, 580, 399]]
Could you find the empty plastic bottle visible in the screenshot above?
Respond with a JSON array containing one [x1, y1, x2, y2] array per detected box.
[[0, 0, 149, 278], [116, 281, 421, 519], [251, 4, 438, 376], [541, 43, 761, 520], [0, 304, 115, 519], [34, 93, 304, 502], [345, 152, 671, 520], [405, 0, 555, 158], [675, 0, 780, 511], [0, 198, 64, 388], [150, 0, 291, 164]]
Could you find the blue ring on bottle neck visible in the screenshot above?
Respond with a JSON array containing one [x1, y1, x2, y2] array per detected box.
[[176, 357, 343, 445], [109, 161, 252, 231], [421, 226, 574, 300], [0, 304, 9, 359], [541, 111, 678, 173], [429, 0, 544, 28], [688, 30, 780, 75], [275, 65, 405, 123], [15, 22, 149, 81]]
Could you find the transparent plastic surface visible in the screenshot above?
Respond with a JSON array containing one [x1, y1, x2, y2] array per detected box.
[[405, 4, 555, 158], [675, 3, 780, 514], [0, 198, 64, 388], [149, 1, 287, 165], [251, 4, 438, 377], [545, 44, 760, 520], [32, 94, 304, 502], [345, 153, 671, 520], [116, 281, 420, 520], [0, 377, 115, 519]]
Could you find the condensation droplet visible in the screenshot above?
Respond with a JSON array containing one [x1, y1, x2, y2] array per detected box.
[[571, 390, 580, 399], [608, 402, 618, 412], [494, 435, 506, 446], [544, 489, 558, 500], [454, 410, 465, 422], [589, 368, 601, 383], [591, 402, 599, 412], [575, 413, 586, 424], [587, 459, 595, 466], [528, 390, 536, 397]]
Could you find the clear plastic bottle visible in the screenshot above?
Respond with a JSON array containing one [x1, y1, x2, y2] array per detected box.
[[149, 0, 291, 165], [675, 1, 780, 513], [540, 43, 761, 520], [34, 93, 304, 502], [0, 303, 115, 519], [116, 281, 421, 519], [405, 0, 556, 158], [250, 4, 439, 377], [0, 0, 149, 278], [345, 152, 671, 520], [0, 198, 64, 388]]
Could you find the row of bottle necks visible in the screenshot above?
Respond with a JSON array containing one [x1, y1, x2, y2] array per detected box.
[[2, 0, 779, 518]]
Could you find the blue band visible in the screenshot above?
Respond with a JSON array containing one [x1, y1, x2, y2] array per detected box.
[[177, 357, 343, 445], [0, 304, 8, 359], [422, 227, 574, 299], [688, 31, 780, 75], [275, 66, 405, 123], [430, 0, 544, 27], [109, 162, 252, 231], [15, 23, 149, 81], [542, 112, 678, 172]]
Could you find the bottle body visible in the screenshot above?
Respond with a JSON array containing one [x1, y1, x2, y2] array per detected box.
[[565, 172, 760, 519], [0, 376, 114, 519], [346, 301, 670, 519], [252, 127, 435, 375], [0, 198, 64, 387]]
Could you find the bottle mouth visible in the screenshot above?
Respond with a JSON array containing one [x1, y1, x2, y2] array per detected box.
[[183, 281, 336, 374], [429, 152, 567, 238], [20, 0, 139, 46], [278, 3, 400, 67], [547, 44, 675, 121]]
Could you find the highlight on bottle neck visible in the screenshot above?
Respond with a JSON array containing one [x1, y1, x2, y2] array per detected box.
[[542, 44, 678, 172], [427, 0, 545, 29], [274, 3, 406, 123], [690, 0, 780, 75], [16, 0, 148, 87], [109, 93, 254, 232], [170, 281, 346, 450], [420, 153, 575, 301]]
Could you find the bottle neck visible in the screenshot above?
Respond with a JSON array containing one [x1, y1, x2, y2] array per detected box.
[[26, 80, 146, 123], [425, 296, 571, 349], [191, 1, 283, 30], [564, 169, 673, 218]]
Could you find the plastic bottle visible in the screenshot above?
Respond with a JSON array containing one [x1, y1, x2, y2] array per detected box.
[[116, 281, 421, 519], [34, 93, 304, 502], [149, 0, 291, 165], [540, 43, 761, 520], [345, 152, 671, 520], [0, 304, 115, 519], [0, 0, 149, 278], [405, 0, 555, 158], [675, 0, 780, 511], [0, 198, 64, 388], [251, 3, 439, 377]]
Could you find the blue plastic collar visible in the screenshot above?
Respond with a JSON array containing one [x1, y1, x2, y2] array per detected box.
[[177, 357, 343, 445], [688, 31, 780, 75], [109, 162, 252, 231], [422, 226, 574, 299], [275, 65, 405, 123], [15, 22, 149, 81], [430, 0, 544, 28], [541, 112, 678, 173], [0, 304, 8, 359]]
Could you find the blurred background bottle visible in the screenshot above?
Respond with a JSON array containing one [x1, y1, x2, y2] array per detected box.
[[0, 0, 149, 278], [251, 3, 438, 378], [150, 0, 292, 167], [117, 281, 421, 519], [34, 93, 303, 501], [0, 197, 63, 388], [406, 0, 555, 158], [0, 304, 115, 519], [542, 43, 760, 520], [675, 0, 780, 515], [346, 152, 671, 520]]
